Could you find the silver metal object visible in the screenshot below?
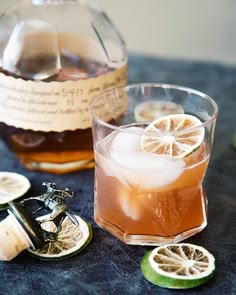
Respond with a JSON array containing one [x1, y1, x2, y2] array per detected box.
[[21, 182, 79, 242], [0, 182, 79, 261]]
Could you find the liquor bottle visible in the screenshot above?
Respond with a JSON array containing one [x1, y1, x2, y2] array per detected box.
[[0, 0, 127, 173]]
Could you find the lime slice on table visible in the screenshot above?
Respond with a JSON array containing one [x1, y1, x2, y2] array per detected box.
[[141, 114, 205, 158], [134, 100, 184, 122], [0, 172, 31, 210], [141, 243, 215, 289], [232, 132, 236, 149], [27, 215, 92, 261]]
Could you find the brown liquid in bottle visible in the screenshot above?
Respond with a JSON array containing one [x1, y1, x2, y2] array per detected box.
[[0, 122, 94, 174]]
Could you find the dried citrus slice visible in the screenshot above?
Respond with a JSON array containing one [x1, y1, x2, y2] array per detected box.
[[141, 114, 205, 158], [141, 243, 215, 289], [134, 100, 184, 122], [27, 215, 92, 261], [232, 132, 236, 150], [0, 172, 31, 208]]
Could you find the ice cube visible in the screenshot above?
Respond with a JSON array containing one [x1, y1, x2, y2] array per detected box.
[[100, 127, 185, 190], [96, 152, 131, 189], [119, 188, 141, 221], [111, 150, 185, 190], [111, 127, 142, 153]]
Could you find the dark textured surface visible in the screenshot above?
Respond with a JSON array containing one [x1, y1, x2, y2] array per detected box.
[[0, 55, 236, 295]]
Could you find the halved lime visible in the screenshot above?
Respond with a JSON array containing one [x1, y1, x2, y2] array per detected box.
[[27, 215, 92, 261], [134, 100, 184, 122], [141, 243, 215, 289], [141, 114, 205, 158], [0, 172, 31, 207]]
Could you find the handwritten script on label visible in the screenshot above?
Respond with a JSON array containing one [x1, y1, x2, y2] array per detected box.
[[0, 64, 127, 132]]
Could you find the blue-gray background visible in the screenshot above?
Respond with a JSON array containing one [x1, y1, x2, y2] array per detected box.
[[0, 55, 235, 295]]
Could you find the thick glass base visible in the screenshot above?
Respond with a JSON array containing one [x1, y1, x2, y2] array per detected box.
[[95, 216, 207, 246], [16, 151, 95, 174], [95, 190, 208, 246], [0, 122, 95, 173]]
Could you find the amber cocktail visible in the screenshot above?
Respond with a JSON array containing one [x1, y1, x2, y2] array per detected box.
[[90, 84, 218, 245]]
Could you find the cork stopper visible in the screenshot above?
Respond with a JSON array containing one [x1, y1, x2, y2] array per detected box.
[[0, 213, 32, 261], [0, 202, 44, 261]]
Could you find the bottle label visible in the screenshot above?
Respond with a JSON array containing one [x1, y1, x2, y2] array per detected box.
[[0, 64, 127, 132]]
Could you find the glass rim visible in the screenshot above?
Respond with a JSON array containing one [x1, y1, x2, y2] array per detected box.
[[89, 83, 218, 136]]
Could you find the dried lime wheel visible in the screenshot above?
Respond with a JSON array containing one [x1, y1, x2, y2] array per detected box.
[[134, 100, 184, 122], [141, 114, 205, 158], [0, 172, 30, 210], [27, 215, 92, 261], [141, 243, 215, 289]]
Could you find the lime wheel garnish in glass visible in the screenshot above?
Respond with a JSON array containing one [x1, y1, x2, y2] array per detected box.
[[134, 100, 184, 122], [141, 114, 205, 158]]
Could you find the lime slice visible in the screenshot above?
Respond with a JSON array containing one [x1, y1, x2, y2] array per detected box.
[[134, 100, 184, 122], [0, 172, 31, 206], [232, 132, 236, 150], [141, 114, 205, 158], [141, 243, 215, 289], [27, 215, 92, 261]]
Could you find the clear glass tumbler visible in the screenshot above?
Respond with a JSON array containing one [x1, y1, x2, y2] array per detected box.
[[89, 84, 218, 245]]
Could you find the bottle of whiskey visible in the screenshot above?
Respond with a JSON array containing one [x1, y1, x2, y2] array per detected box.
[[0, 0, 127, 173]]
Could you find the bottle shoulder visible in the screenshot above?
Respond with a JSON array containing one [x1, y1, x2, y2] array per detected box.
[[0, 0, 127, 79]]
